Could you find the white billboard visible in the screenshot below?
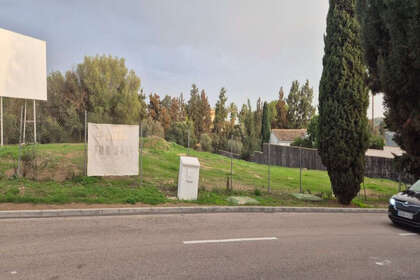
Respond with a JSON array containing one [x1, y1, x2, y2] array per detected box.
[[0, 28, 47, 100], [88, 123, 139, 176]]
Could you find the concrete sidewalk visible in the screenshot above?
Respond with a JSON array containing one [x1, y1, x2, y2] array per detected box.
[[0, 206, 387, 219]]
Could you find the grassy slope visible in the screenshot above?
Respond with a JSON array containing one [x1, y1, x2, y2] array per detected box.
[[0, 138, 399, 207]]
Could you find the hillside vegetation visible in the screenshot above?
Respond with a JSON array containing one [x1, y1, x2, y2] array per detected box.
[[0, 137, 399, 208]]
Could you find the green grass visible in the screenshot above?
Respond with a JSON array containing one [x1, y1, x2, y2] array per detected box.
[[0, 137, 400, 207]]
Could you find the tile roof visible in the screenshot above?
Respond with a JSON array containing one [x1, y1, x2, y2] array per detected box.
[[271, 129, 307, 142]]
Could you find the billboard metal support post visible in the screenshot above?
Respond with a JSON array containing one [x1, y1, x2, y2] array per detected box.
[[33, 100, 36, 143], [0, 96, 3, 146], [19, 106, 23, 143], [23, 101, 27, 144], [17, 105, 24, 177]]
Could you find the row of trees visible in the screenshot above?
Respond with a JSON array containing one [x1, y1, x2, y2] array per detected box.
[[3, 55, 316, 160]]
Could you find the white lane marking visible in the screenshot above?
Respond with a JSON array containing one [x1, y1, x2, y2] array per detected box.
[[399, 233, 417, 236], [183, 237, 278, 244], [10, 271, 17, 275]]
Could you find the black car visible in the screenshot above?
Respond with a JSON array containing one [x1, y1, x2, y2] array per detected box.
[[388, 179, 420, 229]]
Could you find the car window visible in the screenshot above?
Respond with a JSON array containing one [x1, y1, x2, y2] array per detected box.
[[410, 180, 420, 192]]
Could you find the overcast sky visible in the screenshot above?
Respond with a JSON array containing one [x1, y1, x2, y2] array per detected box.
[[0, 0, 384, 117]]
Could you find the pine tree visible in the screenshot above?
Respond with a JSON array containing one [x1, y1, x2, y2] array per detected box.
[[212, 87, 229, 151], [228, 102, 238, 130], [254, 97, 263, 144], [169, 97, 180, 124], [178, 93, 187, 122], [261, 101, 271, 146], [298, 80, 316, 128], [358, 0, 420, 178], [148, 93, 161, 121], [187, 84, 202, 138], [286, 81, 300, 128], [200, 90, 212, 134], [274, 87, 288, 128], [318, 0, 369, 205], [286, 81, 315, 128], [213, 87, 228, 134], [241, 100, 258, 159]]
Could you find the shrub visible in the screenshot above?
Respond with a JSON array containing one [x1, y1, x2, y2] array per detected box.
[[228, 139, 243, 155], [165, 121, 196, 148], [142, 118, 164, 138], [291, 137, 314, 148], [200, 134, 213, 152], [369, 135, 385, 150]]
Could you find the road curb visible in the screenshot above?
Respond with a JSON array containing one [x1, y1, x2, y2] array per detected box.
[[0, 206, 387, 219]]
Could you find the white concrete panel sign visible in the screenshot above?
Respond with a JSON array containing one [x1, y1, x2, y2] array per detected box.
[[0, 28, 47, 100], [88, 123, 139, 176]]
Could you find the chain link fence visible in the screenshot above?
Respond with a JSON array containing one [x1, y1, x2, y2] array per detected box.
[[0, 98, 409, 206]]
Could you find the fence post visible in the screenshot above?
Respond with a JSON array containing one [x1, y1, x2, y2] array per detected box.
[[299, 147, 302, 193], [363, 178, 367, 201], [140, 121, 143, 186], [23, 101, 27, 144], [84, 110, 87, 176], [268, 142, 271, 193], [187, 129, 190, 155], [33, 100, 37, 144], [230, 135, 233, 191]]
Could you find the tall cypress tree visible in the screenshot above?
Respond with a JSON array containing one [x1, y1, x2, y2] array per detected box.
[[318, 0, 369, 205], [261, 101, 271, 146]]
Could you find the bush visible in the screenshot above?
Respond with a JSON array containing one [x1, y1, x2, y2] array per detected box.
[[369, 135, 385, 150], [142, 118, 164, 138], [200, 134, 213, 152], [228, 139, 243, 155], [307, 115, 319, 148], [291, 137, 314, 148], [165, 121, 196, 148]]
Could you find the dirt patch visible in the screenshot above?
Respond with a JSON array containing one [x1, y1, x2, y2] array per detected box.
[[35, 163, 81, 182], [64, 151, 82, 160], [4, 169, 15, 178], [198, 162, 213, 170]]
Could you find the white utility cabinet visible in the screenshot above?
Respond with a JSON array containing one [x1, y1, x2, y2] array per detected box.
[[178, 156, 200, 200]]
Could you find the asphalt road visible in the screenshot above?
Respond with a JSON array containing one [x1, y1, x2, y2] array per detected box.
[[0, 212, 419, 280]]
